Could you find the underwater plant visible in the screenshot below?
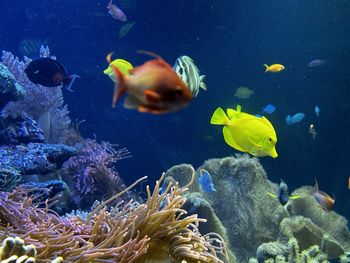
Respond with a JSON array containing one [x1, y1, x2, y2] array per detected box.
[[0, 167, 227, 262]]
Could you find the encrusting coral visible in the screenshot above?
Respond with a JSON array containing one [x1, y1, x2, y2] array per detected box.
[[0, 167, 228, 263]]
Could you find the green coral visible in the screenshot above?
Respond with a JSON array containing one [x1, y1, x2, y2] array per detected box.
[[0, 237, 36, 263], [0, 237, 63, 263]]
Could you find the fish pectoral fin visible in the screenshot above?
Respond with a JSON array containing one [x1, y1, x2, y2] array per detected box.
[[267, 192, 277, 198], [144, 89, 162, 103], [138, 105, 165, 114], [222, 126, 246, 152], [124, 95, 141, 109]]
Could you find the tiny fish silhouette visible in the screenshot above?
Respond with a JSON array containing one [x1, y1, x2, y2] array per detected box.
[[262, 104, 276, 114], [107, 0, 127, 22], [308, 59, 326, 67]]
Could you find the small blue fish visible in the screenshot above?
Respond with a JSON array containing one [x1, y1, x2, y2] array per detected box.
[[315, 106, 320, 117], [308, 59, 326, 67], [196, 169, 216, 192], [262, 104, 276, 114], [267, 179, 300, 206], [286, 113, 305, 125]]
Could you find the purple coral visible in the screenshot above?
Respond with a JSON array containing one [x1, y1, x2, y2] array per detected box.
[[62, 139, 132, 207], [1, 46, 78, 144]]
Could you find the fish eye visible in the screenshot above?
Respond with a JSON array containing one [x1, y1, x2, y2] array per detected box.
[[269, 137, 272, 142], [175, 88, 183, 95]]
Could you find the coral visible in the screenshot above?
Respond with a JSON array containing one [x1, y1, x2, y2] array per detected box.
[[0, 236, 63, 263], [0, 112, 44, 145], [163, 155, 350, 262], [61, 138, 132, 207], [164, 155, 286, 262], [0, 143, 76, 175], [254, 216, 347, 262], [0, 237, 36, 262], [0, 63, 25, 110], [287, 186, 350, 251], [255, 237, 329, 263], [1, 47, 79, 145], [0, 168, 227, 263], [0, 169, 21, 191]]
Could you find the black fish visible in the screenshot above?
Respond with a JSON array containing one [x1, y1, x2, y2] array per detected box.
[[24, 57, 80, 91]]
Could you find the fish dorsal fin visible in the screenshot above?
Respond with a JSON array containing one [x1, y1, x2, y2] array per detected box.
[[236, 105, 242, 113], [261, 116, 275, 131], [222, 126, 246, 152], [138, 50, 172, 70]]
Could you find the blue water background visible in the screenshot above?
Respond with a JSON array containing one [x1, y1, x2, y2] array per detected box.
[[0, 0, 349, 219]]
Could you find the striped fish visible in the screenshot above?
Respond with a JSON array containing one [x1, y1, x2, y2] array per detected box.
[[173, 55, 206, 97]]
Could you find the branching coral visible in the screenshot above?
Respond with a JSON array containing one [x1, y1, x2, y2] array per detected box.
[[0, 168, 227, 262], [1, 46, 79, 145], [61, 138, 132, 207]]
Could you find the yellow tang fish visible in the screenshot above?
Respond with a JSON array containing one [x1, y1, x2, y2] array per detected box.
[[263, 64, 285, 73], [104, 58, 133, 82], [210, 105, 278, 158]]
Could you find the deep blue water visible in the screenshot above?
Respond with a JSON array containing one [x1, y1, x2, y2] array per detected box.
[[1, 0, 350, 219]]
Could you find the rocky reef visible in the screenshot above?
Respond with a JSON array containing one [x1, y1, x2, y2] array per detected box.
[[163, 155, 350, 263]]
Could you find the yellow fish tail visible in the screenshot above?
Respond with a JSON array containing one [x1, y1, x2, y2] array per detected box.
[[210, 107, 229, 126], [263, 64, 269, 72]]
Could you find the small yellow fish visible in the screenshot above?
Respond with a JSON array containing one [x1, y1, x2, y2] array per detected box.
[[263, 64, 285, 73], [210, 105, 278, 158], [104, 58, 133, 82]]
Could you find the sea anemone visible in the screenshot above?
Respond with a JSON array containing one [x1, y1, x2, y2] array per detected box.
[[0, 168, 228, 262]]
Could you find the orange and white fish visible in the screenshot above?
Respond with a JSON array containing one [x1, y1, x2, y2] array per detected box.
[[263, 64, 285, 73], [107, 52, 192, 114], [310, 179, 335, 211]]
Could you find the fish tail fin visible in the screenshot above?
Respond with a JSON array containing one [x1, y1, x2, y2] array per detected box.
[[107, 53, 128, 108], [210, 107, 229, 126], [267, 192, 277, 198], [63, 74, 80, 92], [199, 75, 207, 90], [263, 64, 269, 72]]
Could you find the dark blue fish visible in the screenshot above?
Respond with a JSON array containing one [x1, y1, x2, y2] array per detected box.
[[24, 58, 80, 91], [268, 179, 300, 206], [196, 169, 216, 193], [262, 104, 276, 114]]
